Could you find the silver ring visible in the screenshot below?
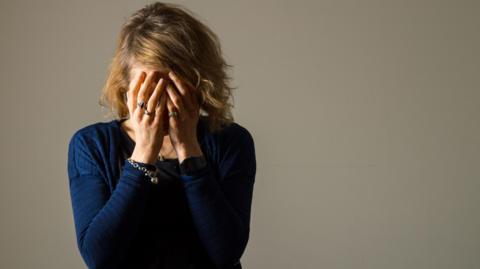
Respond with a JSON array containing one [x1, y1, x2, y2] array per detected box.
[[144, 108, 155, 116], [137, 101, 145, 109], [168, 111, 178, 117]]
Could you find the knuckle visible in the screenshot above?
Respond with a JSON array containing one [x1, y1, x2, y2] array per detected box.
[[133, 113, 141, 121]]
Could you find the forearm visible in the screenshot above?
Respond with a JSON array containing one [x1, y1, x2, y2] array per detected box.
[[181, 163, 251, 268], [70, 161, 152, 268]]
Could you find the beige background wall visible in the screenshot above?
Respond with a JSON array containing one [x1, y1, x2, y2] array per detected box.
[[0, 1, 479, 268]]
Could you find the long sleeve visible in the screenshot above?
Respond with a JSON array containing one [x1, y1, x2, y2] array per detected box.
[[179, 125, 257, 269], [67, 132, 152, 269]]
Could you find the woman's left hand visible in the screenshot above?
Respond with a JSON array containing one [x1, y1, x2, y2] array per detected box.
[[165, 71, 203, 163]]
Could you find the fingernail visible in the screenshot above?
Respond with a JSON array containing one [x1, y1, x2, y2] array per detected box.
[[169, 71, 175, 78]]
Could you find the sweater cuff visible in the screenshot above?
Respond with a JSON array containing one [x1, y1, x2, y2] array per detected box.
[[179, 159, 212, 184], [179, 156, 207, 175], [122, 159, 154, 184]]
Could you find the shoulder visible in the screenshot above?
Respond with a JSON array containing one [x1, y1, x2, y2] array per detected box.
[[67, 120, 116, 178], [199, 116, 255, 156], [68, 120, 116, 153], [199, 117, 255, 153], [217, 121, 255, 147], [70, 121, 113, 140], [198, 117, 255, 162], [68, 122, 113, 178], [210, 120, 256, 168], [211, 121, 257, 180]]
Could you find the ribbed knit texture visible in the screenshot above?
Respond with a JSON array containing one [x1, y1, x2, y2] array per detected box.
[[67, 116, 256, 269]]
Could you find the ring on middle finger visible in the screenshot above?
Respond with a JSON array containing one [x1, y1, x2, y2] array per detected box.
[[168, 111, 179, 117], [137, 100, 145, 109], [144, 108, 155, 116]]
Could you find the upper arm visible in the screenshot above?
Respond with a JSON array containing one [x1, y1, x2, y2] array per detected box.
[[217, 124, 257, 227], [67, 132, 109, 246]]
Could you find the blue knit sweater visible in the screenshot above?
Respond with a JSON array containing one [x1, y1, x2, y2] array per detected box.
[[67, 116, 256, 269]]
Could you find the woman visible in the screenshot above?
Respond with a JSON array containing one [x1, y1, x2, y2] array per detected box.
[[67, 2, 256, 269]]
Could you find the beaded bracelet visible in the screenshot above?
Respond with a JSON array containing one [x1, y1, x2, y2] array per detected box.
[[126, 157, 159, 184]]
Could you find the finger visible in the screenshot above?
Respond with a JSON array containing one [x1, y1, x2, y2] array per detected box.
[[128, 71, 146, 117], [165, 82, 188, 121], [161, 93, 170, 131], [166, 90, 175, 114], [168, 71, 196, 95], [153, 92, 167, 126], [146, 77, 166, 119], [166, 96, 179, 128], [137, 71, 158, 120], [168, 71, 195, 111], [188, 89, 200, 117], [140, 71, 159, 102]]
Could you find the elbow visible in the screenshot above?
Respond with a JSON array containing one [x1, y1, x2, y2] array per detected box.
[[211, 227, 250, 269], [77, 235, 118, 269], [211, 246, 246, 269], [79, 244, 113, 269]]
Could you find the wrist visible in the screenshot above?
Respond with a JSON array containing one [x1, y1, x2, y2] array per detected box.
[[131, 148, 156, 165], [177, 142, 203, 164]]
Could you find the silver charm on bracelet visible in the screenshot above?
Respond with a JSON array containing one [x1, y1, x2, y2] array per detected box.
[[126, 158, 159, 184]]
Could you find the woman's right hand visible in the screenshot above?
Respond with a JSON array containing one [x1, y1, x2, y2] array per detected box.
[[126, 70, 169, 165]]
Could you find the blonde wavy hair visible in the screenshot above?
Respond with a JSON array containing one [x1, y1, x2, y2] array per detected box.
[[99, 2, 235, 133]]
